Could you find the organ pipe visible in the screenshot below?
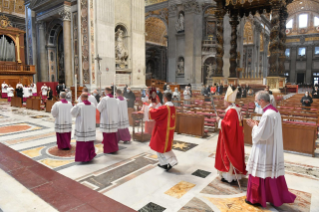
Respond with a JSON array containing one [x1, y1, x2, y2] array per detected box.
[[0, 35, 16, 62]]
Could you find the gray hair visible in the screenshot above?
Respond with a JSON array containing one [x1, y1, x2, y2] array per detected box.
[[60, 92, 66, 99], [256, 91, 270, 103]]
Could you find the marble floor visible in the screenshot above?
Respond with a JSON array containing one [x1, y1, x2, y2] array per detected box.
[[0, 101, 319, 212]]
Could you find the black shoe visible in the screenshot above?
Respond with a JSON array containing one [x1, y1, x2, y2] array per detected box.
[[166, 164, 172, 171], [245, 199, 262, 207], [158, 164, 168, 169], [221, 178, 229, 183]]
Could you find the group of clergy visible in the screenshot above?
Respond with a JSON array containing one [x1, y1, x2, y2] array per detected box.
[[215, 86, 296, 207], [51, 86, 178, 170], [1, 81, 38, 102]]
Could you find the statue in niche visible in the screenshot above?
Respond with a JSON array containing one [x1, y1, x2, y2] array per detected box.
[[177, 57, 184, 75], [115, 28, 129, 69], [206, 63, 216, 78], [175, 12, 185, 33]]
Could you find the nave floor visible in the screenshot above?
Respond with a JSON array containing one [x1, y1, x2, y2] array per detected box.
[[0, 102, 319, 212]]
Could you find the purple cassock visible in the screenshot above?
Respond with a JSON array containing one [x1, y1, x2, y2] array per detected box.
[[116, 96, 131, 142], [103, 133, 119, 153], [56, 132, 71, 149], [71, 100, 97, 162]]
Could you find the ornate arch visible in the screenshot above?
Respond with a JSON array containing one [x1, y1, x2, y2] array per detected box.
[[145, 16, 167, 46]]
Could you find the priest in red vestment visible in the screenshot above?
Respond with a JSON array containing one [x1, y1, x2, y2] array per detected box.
[[149, 92, 177, 171], [215, 86, 247, 183]]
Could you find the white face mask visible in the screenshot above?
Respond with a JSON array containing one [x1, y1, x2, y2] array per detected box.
[[305, 94, 308, 97]]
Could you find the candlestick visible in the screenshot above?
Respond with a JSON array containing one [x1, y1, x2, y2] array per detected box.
[[75, 74, 77, 102]]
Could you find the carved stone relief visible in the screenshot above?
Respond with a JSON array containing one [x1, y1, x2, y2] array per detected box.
[[115, 26, 129, 69], [81, 0, 90, 84], [176, 57, 184, 76]]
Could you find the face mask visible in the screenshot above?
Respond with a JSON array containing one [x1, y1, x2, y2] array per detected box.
[[128, 90, 131, 93], [157, 90, 159, 93], [255, 102, 261, 108], [306, 94, 308, 97], [93, 93, 96, 96]]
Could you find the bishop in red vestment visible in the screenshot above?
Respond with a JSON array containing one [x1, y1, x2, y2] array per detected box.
[[149, 92, 177, 171], [215, 86, 247, 183]]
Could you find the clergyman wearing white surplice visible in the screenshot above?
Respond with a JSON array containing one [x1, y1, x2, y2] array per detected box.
[[71, 93, 97, 162], [245, 91, 296, 207], [51, 92, 73, 150]]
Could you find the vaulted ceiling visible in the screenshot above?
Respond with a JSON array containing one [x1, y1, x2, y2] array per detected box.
[[145, 16, 167, 46], [288, 0, 319, 16]]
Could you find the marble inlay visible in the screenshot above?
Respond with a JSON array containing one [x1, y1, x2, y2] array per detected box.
[[192, 169, 211, 178], [39, 158, 74, 169], [274, 189, 312, 212], [204, 196, 267, 211], [178, 197, 214, 212], [21, 146, 45, 158], [77, 153, 158, 193], [48, 145, 76, 157], [201, 176, 248, 195], [172, 140, 198, 152], [0, 122, 48, 137], [30, 115, 49, 119], [138, 202, 166, 212], [5, 132, 56, 145], [164, 181, 196, 199]]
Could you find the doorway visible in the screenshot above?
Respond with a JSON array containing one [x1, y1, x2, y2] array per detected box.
[[297, 73, 305, 84]]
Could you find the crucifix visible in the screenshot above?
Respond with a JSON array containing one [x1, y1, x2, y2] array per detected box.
[[95, 54, 102, 94]]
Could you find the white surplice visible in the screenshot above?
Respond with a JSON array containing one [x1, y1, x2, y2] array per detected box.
[[41, 86, 48, 96], [51, 101, 73, 133], [246, 106, 285, 179], [16, 83, 23, 89], [32, 85, 37, 94], [71, 102, 96, 142], [117, 98, 129, 129], [7, 87, 14, 97], [77, 95, 98, 107], [97, 96, 119, 133], [1, 83, 8, 94], [23, 87, 30, 98]]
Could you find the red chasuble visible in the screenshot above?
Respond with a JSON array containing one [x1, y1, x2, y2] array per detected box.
[[149, 87, 157, 103], [149, 105, 176, 153], [215, 108, 247, 175]]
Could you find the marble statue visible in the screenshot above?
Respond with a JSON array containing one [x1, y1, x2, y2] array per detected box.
[[115, 28, 129, 68], [175, 13, 185, 32], [177, 58, 184, 75], [206, 63, 215, 78]]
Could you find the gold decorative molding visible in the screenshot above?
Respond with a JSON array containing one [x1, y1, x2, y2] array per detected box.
[[286, 38, 300, 43], [305, 37, 319, 41], [0, 15, 12, 28]]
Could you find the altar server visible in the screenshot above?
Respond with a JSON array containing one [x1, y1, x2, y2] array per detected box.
[[16, 81, 23, 89], [77, 87, 97, 106], [7, 85, 14, 102], [71, 93, 96, 162], [31, 83, 37, 96], [97, 87, 119, 153], [215, 86, 247, 183], [51, 92, 73, 150], [1, 81, 8, 98], [116, 89, 131, 144], [246, 91, 296, 207], [149, 92, 177, 171], [23, 85, 30, 102], [41, 84, 48, 102]]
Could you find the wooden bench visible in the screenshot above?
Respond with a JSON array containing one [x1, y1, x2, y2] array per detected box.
[[32, 99, 41, 111], [26, 98, 33, 109], [45, 100, 57, 112], [11, 97, 22, 108], [175, 113, 205, 137]]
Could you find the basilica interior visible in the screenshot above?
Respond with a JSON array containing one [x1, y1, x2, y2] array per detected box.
[[0, 0, 319, 212]]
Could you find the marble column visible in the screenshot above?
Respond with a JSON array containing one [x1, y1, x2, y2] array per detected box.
[[37, 21, 48, 82], [237, 18, 245, 78], [279, 6, 288, 76], [306, 45, 313, 84], [215, 1, 225, 77], [229, 11, 239, 78], [263, 33, 270, 78], [60, 9, 73, 87], [268, 0, 281, 76], [254, 21, 262, 78], [290, 46, 297, 82]]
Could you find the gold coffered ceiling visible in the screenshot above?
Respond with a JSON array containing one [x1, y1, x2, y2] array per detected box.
[[145, 17, 167, 46], [145, 0, 167, 6], [0, 0, 25, 15]]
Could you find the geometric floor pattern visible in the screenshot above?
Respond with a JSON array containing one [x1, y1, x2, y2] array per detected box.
[[0, 102, 319, 211]]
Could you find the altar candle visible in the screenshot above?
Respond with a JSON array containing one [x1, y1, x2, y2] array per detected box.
[[75, 74, 77, 102]]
